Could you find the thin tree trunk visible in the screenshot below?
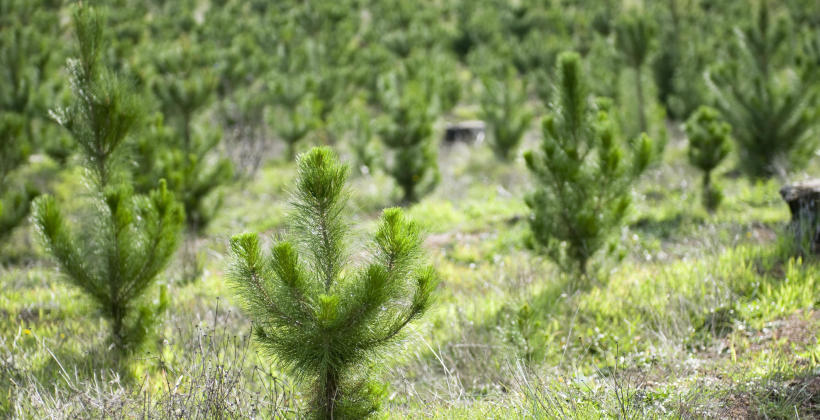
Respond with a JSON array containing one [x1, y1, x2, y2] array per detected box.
[[636, 66, 647, 134], [321, 368, 339, 419]]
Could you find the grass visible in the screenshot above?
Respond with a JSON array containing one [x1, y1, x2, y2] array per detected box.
[[1, 130, 819, 418]]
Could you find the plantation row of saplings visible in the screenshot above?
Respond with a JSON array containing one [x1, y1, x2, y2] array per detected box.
[[2, 2, 819, 418]]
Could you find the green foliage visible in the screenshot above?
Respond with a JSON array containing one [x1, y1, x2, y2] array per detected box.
[[32, 6, 184, 353], [32, 182, 182, 352], [0, 113, 35, 240], [348, 106, 382, 175], [524, 52, 652, 279], [137, 40, 233, 233], [706, 1, 820, 178], [50, 8, 141, 187], [0, 188, 35, 241], [376, 76, 440, 203], [685, 106, 732, 211], [615, 12, 654, 69], [229, 147, 436, 419], [479, 71, 533, 160], [0, 0, 68, 162], [505, 303, 547, 365], [650, 0, 708, 120], [396, 52, 463, 116], [0, 108, 28, 151], [615, 12, 655, 134], [266, 73, 318, 160]]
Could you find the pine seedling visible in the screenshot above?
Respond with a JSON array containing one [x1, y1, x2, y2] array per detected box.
[[147, 40, 233, 233], [524, 52, 653, 281], [229, 147, 437, 419], [266, 72, 316, 160], [479, 71, 533, 161], [376, 76, 439, 203], [507, 303, 545, 366], [706, 1, 819, 178], [0, 113, 36, 241], [31, 6, 183, 353], [615, 12, 654, 134], [137, 41, 232, 284], [685, 106, 732, 212]]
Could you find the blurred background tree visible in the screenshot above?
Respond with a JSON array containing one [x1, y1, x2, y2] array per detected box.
[[706, 0, 819, 178], [685, 106, 732, 212]]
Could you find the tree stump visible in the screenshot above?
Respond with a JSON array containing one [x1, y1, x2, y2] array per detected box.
[[779, 179, 820, 253], [443, 120, 485, 144]]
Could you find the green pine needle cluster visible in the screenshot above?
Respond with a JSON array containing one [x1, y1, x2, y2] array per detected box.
[[31, 6, 184, 353], [685, 106, 732, 212], [229, 147, 437, 419], [524, 52, 652, 281]]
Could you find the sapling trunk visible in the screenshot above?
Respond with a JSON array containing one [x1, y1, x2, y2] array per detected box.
[[635, 66, 646, 133]]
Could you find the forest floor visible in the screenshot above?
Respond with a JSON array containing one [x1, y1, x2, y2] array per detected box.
[[2, 128, 819, 418]]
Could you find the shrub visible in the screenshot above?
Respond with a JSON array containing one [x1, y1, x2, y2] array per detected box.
[[685, 106, 732, 212], [376, 76, 439, 203], [706, 1, 819, 178], [229, 147, 437, 419], [0, 113, 36, 241], [524, 52, 652, 280], [650, 0, 706, 120], [143, 40, 233, 233], [479, 71, 534, 160], [615, 12, 654, 134], [31, 6, 183, 353], [266, 72, 317, 160], [0, 4, 69, 163]]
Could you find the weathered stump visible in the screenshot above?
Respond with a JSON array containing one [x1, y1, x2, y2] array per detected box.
[[443, 120, 485, 144], [780, 179, 820, 253]]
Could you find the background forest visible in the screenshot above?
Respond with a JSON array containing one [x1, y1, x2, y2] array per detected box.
[[2, 0, 820, 418]]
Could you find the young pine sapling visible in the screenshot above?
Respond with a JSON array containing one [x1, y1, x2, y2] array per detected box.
[[376, 76, 439, 204], [685, 106, 732, 212], [229, 147, 437, 419], [0, 113, 36, 241], [706, 1, 819, 178], [31, 7, 183, 354], [615, 12, 654, 134], [524, 52, 653, 281], [479, 71, 534, 161], [148, 40, 233, 233]]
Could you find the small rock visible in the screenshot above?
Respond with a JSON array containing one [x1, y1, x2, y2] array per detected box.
[[779, 179, 820, 253], [443, 120, 485, 144]]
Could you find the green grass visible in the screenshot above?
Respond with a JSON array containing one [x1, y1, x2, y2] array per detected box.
[[2, 136, 819, 418]]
